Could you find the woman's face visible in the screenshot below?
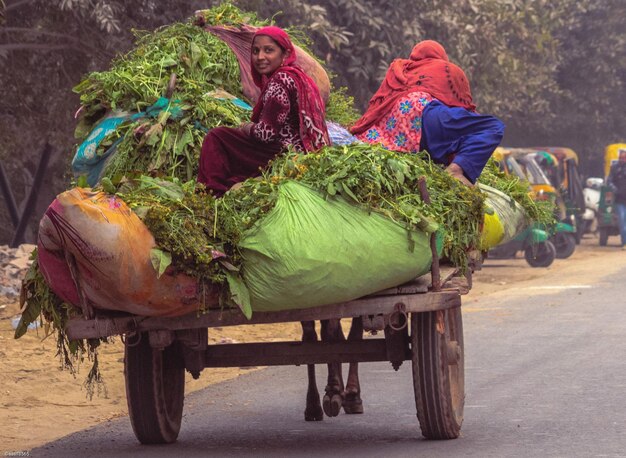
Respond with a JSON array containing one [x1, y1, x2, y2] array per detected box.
[[251, 35, 287, 76]]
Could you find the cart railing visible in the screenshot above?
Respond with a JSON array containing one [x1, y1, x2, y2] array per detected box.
[[67, 288, 462, 340]]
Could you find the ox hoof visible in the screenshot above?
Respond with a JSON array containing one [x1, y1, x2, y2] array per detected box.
[[304, 406, 324, 422], [342, 394, 363, 414], [322, 393, 343, 417]]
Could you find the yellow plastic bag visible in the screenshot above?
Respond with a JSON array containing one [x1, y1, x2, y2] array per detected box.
[[478, 184, 528, 250]]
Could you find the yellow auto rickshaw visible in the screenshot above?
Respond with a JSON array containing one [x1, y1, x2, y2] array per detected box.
[[492, 148, 554, 200], [493, 147, 577, 259], [604, 144, 626, 178], [531, 147, 586, 243], [489, 147, 557, 266]]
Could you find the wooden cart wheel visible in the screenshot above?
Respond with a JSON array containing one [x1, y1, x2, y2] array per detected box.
[[124, 332, 185, 444], [411, 307, 464, 439]]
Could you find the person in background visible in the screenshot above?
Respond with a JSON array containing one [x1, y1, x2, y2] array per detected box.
[[351, 40, 504, 186], [607, 148, 626, 249], [198, 26, 329, 196]]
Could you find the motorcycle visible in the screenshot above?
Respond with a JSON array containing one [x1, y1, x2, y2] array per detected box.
[[582, 177, 603, 234]]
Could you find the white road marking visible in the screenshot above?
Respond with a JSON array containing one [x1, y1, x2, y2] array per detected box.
[[521, 285, 593, 290]]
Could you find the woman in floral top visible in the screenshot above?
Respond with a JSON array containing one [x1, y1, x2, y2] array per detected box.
[[352, 40, 504, 186], [198, 26, 329, 196]]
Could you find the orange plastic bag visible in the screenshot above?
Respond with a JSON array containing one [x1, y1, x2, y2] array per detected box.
[[37, 188, 214, 317]]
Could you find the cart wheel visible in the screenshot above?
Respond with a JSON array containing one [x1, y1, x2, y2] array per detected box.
[[124, 332, 185, 444], [411, 307, 464, 440]]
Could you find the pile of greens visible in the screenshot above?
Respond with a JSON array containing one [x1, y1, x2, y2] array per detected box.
[[117, 145, 548, 288], [16, 3, 551, 394], [73, 2, 358, 183], [18, 3, 361, 390], [477, 158, 555, 224]]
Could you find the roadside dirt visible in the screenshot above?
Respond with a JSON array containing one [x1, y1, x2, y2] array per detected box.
[[1, 235, 624, 452]]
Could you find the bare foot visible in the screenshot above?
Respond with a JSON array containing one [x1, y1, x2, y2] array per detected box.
[[229, 176, 262, 193], [445, 163, 474, 186]]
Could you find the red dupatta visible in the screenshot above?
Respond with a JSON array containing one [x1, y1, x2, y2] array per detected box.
[[251, 26, 329, 152], [351, 40, 475, 135]]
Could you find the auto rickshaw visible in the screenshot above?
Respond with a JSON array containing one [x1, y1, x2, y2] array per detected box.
[[500, 148, 576, 259], [597, 143, 626, 245], [488, 147, 556, 267], [532, 147, 586, 243]]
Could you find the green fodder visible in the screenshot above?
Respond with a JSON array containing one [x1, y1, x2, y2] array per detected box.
[[72, 2, 357, 184], [17, 253, 109, 399], [117, 144, 487, 289], [478, 158, 555, 227], [18, 3, 548, 395], [218, 144, 484, 269]]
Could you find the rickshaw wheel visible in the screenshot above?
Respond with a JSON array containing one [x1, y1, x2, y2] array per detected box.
[[524, 240, 556, 267], [125, 332, 185, 444], [552, 232, 576, 259], [411, 307, 464, 440]]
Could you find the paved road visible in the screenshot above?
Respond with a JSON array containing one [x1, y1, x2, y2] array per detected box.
[[35, 267, 626, 457]]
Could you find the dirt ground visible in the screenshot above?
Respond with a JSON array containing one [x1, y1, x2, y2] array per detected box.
[[1, 235, 624, 452]]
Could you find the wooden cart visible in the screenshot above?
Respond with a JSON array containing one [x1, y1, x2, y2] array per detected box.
[[66, 261, 472, 445], [64, 177, 474, 444]]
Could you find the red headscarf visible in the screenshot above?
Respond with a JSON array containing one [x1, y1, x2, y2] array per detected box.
[[351, 40, 475, 135], [250, 26, 329, 151]]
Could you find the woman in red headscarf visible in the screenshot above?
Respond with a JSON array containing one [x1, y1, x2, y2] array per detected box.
[[198, 26, 329, 196], [351, 40, 504, 185]]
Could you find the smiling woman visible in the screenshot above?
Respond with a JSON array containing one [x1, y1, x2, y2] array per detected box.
[[251, 35, 285, 76], [197, 26, 329, 196]]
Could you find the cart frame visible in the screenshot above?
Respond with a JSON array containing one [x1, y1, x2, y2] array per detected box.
[[63, 177, 474, 444]]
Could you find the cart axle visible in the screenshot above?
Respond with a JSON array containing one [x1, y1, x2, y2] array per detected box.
[[202, 339, 410, 367]]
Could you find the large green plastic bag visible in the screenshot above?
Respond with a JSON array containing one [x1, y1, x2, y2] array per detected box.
[[239, 181, 434, 312]]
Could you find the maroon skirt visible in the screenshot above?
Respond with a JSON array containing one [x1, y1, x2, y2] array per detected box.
[[198, 126, 283, 196]]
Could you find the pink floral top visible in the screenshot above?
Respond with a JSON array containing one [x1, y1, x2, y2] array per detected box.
[[355, 91, 434, 152]]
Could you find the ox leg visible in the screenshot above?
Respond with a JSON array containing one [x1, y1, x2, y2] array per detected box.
[[321, 319, 345, 417], [301, 320, 323, 421], [343, 317, 364, 414]]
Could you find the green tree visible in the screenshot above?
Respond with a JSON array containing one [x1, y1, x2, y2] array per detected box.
[[537, 0, 626, 175], [0, 0, 218, 243]]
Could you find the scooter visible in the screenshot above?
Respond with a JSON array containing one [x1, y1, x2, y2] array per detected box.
[[582, 177, 603, 234], [488, 224, 556, 268]]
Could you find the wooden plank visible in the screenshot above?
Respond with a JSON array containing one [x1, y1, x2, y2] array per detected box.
[[66, 291, 462, 340], [365, 266, 462, 296], [364, 275, 430, 296], [203, 339, 399, 367], [442, 276, 471, 295]]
